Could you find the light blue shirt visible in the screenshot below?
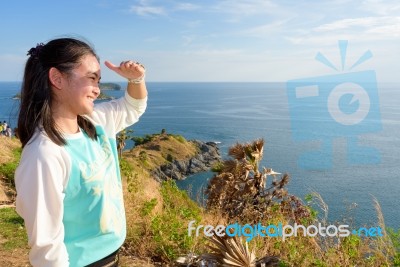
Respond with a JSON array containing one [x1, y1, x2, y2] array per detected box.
[[63, 126, 125, 266]]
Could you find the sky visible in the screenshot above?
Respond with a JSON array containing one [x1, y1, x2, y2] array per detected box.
[[0, 0, 399, 82]]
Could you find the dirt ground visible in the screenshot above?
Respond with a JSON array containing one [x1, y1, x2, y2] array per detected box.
[[0, 249, 156, 267], [0, 137, 19, 165], [0, 249, 30, 267]]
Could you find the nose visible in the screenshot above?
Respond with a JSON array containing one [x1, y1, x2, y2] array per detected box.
[[93, 86, 100, 97]]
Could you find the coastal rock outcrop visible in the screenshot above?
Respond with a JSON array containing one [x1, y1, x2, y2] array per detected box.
[[151, 140, 221, 181]]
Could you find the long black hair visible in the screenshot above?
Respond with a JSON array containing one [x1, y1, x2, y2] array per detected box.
[[18, 37, 98, 148]]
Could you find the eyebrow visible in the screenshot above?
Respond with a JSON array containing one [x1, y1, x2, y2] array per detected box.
[[88, 72, 101, 80]]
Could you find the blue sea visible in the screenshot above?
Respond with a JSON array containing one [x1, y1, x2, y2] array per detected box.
[[1, 81, 399, 229]]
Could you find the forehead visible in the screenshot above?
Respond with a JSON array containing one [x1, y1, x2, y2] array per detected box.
[[74, 54, 100, 74]]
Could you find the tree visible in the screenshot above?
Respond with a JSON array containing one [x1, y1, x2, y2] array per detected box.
[[116, 129, 134, 158]]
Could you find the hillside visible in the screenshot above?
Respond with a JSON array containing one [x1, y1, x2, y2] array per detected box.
[[123, 133, 220, 181], [0, 138, 20, 203], [1, 135, 397, 266], [0, 138, 20, 165], [0, 134, 214, 266]]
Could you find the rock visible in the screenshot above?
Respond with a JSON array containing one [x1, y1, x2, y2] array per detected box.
[[175, 160, 189, 173], [189, 158, 205, 173], [0, 183, 10, 203], [151, 140, 221, 181], [99, 82, 121, 90]]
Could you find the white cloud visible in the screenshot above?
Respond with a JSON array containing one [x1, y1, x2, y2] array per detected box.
[[239, 19, 290, 37], [185, 48, 243, 57], [129, 1, 201, 17], [367, 24, 400, 37], [315, 16, 400, 32], [361, 0, 400, 15], [287, 16, 400, 46], [130, 5, 165, 16], [214, 0, 278, 16], [175, 3, 200, 11], [100, 43, 399, 82], [129, 0, 166, 16]]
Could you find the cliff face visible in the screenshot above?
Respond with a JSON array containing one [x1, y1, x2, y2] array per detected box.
[[122, 134, 221, 182], [151, 140, 221, 181]]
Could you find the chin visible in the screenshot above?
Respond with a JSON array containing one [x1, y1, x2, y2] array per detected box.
[[80, 107, 94, 115]]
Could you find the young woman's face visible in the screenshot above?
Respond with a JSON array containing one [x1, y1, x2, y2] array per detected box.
[[62, 54, 101, 116]]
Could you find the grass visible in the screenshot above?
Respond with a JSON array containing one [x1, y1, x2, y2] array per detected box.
[[119, 135, 204, 263], [0, 138, 21, 189], [150, 180, 202, 260], [0, 135, 399, 266], [123, 134, 197, 172], [0, 208, 28, 250], [0, 138, 20, 165]]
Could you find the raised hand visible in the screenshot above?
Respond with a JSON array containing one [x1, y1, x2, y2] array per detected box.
[[104, 60, 145, 81]]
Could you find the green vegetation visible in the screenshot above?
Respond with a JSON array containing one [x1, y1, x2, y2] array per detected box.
[[99, 82, 121, 90], [388, 228, 400, 265], [128, 129, 187, 147], [202, 139, 398, 266], [0, 138, 21, 190], [117, 129, 134, 158], [0, 135, 399, 266], [0, 208, 28, 250], [120, 136, 400, 266], [98, 91, 114, 100], [119, 133, 202, 263], [122, 131, 196, 173], [0, 148, 21, 188], [150, 180, 202, 260]]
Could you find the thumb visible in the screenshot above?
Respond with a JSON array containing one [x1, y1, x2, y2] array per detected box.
[[104, 60, 120, 72]]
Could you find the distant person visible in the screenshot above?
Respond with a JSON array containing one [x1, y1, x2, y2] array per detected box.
[[5, 126, 12, 138], [2, 121, 7, 135], [15, 37, 148, 266]]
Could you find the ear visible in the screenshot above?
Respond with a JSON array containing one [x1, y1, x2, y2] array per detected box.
[[48, 67, 63, 89]]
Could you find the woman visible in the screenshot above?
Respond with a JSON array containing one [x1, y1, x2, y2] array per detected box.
[[15, 37, 147, 266]]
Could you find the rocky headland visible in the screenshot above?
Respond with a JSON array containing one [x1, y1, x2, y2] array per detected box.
[[151, 140, 221, 181], [122, 133, 221, 182]]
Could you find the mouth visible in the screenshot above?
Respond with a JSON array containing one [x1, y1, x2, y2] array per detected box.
[[87, 96, 96, 104]]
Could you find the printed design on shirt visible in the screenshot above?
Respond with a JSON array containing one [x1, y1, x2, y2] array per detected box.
[[92, 185, 102, 196], [77, 133, 124, 236]]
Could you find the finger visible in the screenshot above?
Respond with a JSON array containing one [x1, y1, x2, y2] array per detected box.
[[133, 62, 146, 72], [104, 60, 119, 71], [119, 61, 132, 72]]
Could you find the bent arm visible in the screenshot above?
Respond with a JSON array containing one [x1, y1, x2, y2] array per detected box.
[[90, 91, 147, 136], [126, 77, 147, 100]]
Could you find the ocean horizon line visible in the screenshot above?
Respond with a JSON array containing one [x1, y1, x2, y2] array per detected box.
[[1, 80, 400, 84]]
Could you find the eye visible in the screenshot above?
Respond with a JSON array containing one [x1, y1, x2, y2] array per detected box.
[[89, 77, 99, 83]]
